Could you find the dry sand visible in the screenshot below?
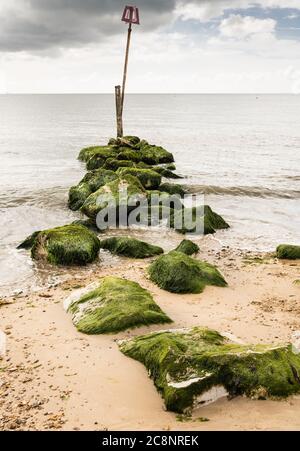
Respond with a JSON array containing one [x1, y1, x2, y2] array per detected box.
[[0, 244, 300, 431]]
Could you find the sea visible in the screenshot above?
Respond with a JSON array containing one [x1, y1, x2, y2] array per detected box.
[[0, 94, 299, 295]]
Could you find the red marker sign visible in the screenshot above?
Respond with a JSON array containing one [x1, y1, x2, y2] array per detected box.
[[122, 5, 140, 25]]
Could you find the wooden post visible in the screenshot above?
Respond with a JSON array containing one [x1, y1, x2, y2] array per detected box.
[[115, 85, 123, 138], [121, 22, 132, 115], [115, 6, 140, 138]]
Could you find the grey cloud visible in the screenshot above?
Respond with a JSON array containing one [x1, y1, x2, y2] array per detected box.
[[0, 0, 177, 52]]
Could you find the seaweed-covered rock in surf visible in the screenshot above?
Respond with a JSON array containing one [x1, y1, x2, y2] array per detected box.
[[17, 231, 41, 250], [148, 251, 227, 294], [171, 205, 229, 235], [138, 143, 174, 165], [119, 327, 300, 413], [174, 239, 199, 256], [19, 225, 100, 266], [117, 167, 162, 190], [276, 244, 300, 260], [68, 169, 117, 211], [78, 146, 117, 163], [158, 183, 186, 198], [99, 236, 163, 259], [66, 276, 172, 334], [153, 166, 183, 179], [103, 159, 135, 171], [80, 175, 147, 221]]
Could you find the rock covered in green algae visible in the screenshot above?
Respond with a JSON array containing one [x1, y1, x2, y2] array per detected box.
[[158, 183, 186, 198], [66, 276, 172, 334], [78, 146, 117, 163], [117, 167, 162, 190], [119, 327, 300, 413], [103, 159, 135, 171], [148, 251, 227, 293], [78, 138, 175, 171], [68, 169, 118, 211], [20, 225, 100, 266], [80, 175, 147, 220], [171, 205, 229, 235], [99, 236, 164, 259], [17, 231, 41, 250], [276, 244, 300, 260], [153, 166, 183, 179], [68, 183, 93, 211], [138, 143, 174, 165], [175, 240, 199, 256], [72, 219, 99, 233]]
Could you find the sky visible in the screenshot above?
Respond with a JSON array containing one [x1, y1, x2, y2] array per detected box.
[[0, 0, 300, 93]]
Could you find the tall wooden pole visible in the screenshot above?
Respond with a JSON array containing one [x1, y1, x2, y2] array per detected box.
[[121, 22, 132, 116], [115, 85, 123, 138]]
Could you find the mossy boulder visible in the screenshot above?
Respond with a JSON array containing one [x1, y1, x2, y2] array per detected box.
[[117, 168, 162, 190], [148, 251, 227, 293], [103, 159, 135, 171], [119, 327, 300, 413], [99, 237, 164, 259], [159, 183, 186, 198], [81, 175, 146, 220], [153, 167, 183, 179], [66, 276, 172, 334], [171, 206, 229, 235], [68, 183, 92, 211], [276, 244, 300, 260], [68, 169, 117, 211], [78, 146, 116, 163], [72, 219, 99, 233], [175, 240, 199, 256], [117, 150, 142, 162], [108, 136, 141, 148], [17, 231, 41, 250], [138, 144, 174, 165], [20, 225, 100, 266], [81, 169, 117, 192]]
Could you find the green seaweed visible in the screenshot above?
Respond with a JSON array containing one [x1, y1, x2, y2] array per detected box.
[[174, 240, 200, 256], [99, 236, 164, 258], [119, 326, 300, 413], [153, 166, 183, 179], [171, 206, 229, 235], [81, 175, 146, 220], [117, 168, 162, 190], [67, 276, 172, 334], [276, 244, 300, 260], [103, 159, 135, 171], [78, 146, 116, 162], [148, 251, 227, 294], [17, 231, 41, 250], [158, 183, 186, 198], [31, 225, 100, 266], [68, 183, 92, 211]]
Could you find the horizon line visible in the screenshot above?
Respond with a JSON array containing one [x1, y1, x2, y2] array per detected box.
[[0, 92, 297, 95]]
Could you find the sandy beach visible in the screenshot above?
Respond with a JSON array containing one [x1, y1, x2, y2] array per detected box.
[[1, 241, 299, 431]]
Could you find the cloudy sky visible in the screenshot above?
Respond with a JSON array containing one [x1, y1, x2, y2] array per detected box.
[[0, 0, 300, 93]]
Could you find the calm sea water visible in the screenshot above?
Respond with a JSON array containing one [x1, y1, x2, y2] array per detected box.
[[0, 94, 299, 294]]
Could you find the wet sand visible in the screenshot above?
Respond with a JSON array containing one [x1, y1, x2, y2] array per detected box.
[[0, 245, 300, 431]]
